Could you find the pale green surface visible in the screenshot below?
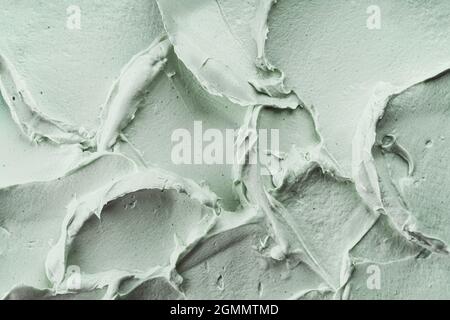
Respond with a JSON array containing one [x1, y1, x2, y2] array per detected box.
[[0, 0, 449, 300]]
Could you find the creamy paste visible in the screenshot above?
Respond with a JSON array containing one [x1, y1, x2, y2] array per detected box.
[[0, 0, 449, 300]]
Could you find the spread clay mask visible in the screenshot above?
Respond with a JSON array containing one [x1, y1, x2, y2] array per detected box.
[[1, 0, 449, 300]]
